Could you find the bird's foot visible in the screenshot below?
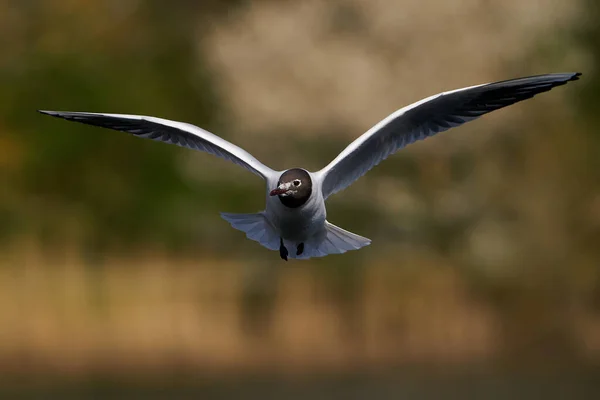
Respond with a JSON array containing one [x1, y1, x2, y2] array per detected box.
[[279, 238, 288, 261], [296, 242, 304, 256]]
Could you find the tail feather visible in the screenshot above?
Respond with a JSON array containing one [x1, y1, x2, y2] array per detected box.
[[220, 212, 280, 251], [221, 212, 371, 260], [324, 221, 371, 251], [294, 221, 371, 259]]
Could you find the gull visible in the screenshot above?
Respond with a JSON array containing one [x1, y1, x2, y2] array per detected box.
[[39, 72, 581, 260]]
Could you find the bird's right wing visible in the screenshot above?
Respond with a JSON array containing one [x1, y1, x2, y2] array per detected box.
[[38, 111, 277, 180]]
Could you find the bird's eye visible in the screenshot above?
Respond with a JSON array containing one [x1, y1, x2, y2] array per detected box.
[[293, 179, 301, 187]]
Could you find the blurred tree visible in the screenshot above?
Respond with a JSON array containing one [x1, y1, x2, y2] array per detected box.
[[0, 0, 256, 254]]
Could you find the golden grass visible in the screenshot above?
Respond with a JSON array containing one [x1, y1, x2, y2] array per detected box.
[[0, 242, 511, 376], [3, 241, 598, 377]]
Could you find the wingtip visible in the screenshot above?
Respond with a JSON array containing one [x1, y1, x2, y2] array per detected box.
[[570, 72, 582, 81], [38, 110, 58, 116], [549, 72, 581, 83]]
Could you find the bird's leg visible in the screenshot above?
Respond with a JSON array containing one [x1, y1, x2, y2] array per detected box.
[[279, 238, 288, 261], [296, 242, 304, 256]]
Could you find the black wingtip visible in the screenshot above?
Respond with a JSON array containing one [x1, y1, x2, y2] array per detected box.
[[570, 72, 582, 81]]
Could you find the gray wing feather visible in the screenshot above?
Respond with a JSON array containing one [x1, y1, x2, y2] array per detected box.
[[38, 111, 276, 180], [318, 72, 581, 198]]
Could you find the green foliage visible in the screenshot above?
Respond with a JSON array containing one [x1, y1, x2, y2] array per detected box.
[[0, 1, 250, 252]]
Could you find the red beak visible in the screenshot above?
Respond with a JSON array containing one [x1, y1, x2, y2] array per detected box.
[[270, 188, 287, 196]]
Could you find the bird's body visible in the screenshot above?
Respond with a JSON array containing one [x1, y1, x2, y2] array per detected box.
[[39, 72, 581, 260], [265, 175, 325, 243], [222, 169, 363, 260]]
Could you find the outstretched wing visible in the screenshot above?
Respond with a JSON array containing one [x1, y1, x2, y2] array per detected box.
[[317, 72, 581, 199], [38, 111, 276, 180]]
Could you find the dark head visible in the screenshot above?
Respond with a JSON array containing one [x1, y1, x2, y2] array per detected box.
[[269, 168, 313, 208]]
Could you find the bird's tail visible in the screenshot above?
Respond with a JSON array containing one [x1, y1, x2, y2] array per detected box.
[[220, 212, 280, 251], [221, 213, 371, 259], [294, 221, 371, 259]]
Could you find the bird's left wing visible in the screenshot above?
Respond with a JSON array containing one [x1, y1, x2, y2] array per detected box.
[[317, 72, 581, 199], [38, 111, 276, 180]]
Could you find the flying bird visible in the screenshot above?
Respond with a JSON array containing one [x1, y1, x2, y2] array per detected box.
[[39, 72, 581, 260]]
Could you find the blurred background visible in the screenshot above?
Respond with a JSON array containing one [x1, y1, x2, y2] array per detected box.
[[1, 0, 599, 398]]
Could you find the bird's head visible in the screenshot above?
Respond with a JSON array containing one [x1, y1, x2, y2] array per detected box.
[[270, 168, 313, 208]]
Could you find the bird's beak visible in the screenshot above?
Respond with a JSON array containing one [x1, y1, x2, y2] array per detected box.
[[270, 188, 287, 196], [270, 182, 292, 196]]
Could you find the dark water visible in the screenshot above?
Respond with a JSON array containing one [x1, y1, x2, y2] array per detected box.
[[3, 370, 599, 399]]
